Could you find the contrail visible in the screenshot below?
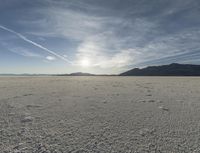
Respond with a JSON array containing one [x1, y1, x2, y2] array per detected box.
[[0, 25, 72, 64]]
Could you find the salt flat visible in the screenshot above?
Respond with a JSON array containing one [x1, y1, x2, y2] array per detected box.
[[0, 77, 200, 153]]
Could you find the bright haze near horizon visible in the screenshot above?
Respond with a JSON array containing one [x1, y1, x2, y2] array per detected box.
[[0, 0, 200, 74]]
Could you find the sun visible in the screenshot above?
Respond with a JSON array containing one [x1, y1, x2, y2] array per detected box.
[[80, 58, 90, 67]]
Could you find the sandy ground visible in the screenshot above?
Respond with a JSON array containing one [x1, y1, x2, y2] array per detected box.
[[0, 77, 200, 153]]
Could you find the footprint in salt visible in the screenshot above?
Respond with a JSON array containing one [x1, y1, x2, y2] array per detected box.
[[21, 116, 34, 123], [158, 106, 169, 112], [148, 100, 155, 103]]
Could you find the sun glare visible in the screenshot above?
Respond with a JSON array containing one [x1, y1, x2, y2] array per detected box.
[[80, 58, 90, 67]]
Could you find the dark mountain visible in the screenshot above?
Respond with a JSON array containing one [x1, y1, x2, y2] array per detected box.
[[120, 63, 200, 76]]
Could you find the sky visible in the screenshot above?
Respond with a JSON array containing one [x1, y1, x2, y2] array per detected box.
[[0, 0, 200, 74]]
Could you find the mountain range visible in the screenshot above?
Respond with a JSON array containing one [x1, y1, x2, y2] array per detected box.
[[1, 63, 200, 76], [120, 63, 200, 76]]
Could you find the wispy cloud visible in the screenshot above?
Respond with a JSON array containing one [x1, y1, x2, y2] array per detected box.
[[46, 56, 56, 61], [9, 47, 42, 57], [0, 42, 43, 58], [0, 25, 72, 64], [1, 0, 200, 73], [18, 0, 200, 70]]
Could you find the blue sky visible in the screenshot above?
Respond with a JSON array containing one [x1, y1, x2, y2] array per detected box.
[[0, 0, 200, 74]]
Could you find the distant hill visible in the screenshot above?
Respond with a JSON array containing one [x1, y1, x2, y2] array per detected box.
[[57, 72, 117, 76], [57, 72, 96, 76], [69, 72, 96, 76], [120, 63, 200, 76], [1, 72, 115, 77]]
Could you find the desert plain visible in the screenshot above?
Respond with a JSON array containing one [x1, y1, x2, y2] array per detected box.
[[0, 76, 200, 153]]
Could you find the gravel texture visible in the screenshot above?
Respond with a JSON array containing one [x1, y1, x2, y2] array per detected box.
[[0, 76, 200, 153]]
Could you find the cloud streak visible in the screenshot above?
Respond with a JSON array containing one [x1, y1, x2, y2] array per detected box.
[[0, 25, 72, 64]]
